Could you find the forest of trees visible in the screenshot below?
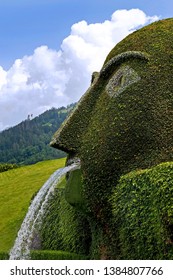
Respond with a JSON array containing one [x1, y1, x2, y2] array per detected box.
[[0, 104, 76, 165]]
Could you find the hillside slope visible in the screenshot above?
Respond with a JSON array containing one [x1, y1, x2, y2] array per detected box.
[[0, 104, 75, 165], [0, 158, 66, 253]]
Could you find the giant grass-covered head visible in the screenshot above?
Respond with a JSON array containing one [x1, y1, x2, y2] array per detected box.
[[51, 18, 173, 258]]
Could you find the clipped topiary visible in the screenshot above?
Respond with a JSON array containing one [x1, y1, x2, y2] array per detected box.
[[111, 162, 173, 259], [51, 18, 173, 259], [40, 178, 91, 256]]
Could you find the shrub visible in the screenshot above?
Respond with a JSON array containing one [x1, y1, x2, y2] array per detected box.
[[0, 252, 9, 260], [0, 163, 18, 173], [40, 177, 91, 256], [31, 250, 88, 260], [111, 162, 173, 259]]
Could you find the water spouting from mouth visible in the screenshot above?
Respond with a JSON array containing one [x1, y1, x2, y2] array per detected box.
[[9, 161, 80, 260]]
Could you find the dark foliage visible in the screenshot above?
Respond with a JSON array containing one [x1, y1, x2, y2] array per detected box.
[[0, 163, 18, 173], [0, 252, 9, 260]]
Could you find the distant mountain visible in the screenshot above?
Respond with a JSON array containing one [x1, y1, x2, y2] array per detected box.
[[0, 104, 76, 165]]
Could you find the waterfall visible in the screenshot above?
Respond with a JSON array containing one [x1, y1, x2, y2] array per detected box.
[[9, 161, 80, 260]]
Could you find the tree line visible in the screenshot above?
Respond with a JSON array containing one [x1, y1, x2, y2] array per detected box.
[[0, 104, 75, 165]]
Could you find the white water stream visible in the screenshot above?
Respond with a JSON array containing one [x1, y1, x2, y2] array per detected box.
[[9, 162, 80, 260]]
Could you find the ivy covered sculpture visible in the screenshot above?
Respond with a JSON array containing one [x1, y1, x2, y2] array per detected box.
[[47, 18, 173, 259]]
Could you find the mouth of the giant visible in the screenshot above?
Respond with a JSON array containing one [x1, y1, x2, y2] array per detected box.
[[65, 154, 84, 207], [66, 154, 81, 167], [65, 154, 81, 182]]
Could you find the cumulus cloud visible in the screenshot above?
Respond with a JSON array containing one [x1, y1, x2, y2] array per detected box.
[[0, 9, 159, 131]]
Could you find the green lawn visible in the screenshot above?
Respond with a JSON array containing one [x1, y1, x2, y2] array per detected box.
[[0, 158, 66, 253]]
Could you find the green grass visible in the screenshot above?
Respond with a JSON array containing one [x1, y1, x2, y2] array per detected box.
[[0, 158, 66, 254]]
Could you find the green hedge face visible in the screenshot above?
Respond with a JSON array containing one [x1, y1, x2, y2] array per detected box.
[[52, 18, 173, 203], [51, 18, 173, 258]]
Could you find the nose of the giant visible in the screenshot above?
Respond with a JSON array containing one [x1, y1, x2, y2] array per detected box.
[[50, 72, 100, 154], [50, 107, 80, 154]]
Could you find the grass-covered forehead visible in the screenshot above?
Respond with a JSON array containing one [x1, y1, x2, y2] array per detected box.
[[105, 18, 173, 66], [100, 51, 149, 79]]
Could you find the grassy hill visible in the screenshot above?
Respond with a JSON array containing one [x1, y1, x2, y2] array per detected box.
[[0, 158, 66, 255], [0, 104, 75, 165]]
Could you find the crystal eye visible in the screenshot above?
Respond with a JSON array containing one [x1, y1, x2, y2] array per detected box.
[[106, 65, 141, 97]]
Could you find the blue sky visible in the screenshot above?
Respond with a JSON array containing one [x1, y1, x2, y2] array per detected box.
[[0, 0, 172, 69], [0, 0, 172, 130]]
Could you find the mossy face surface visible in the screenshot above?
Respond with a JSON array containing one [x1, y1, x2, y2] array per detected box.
[[111, 162, 173, 259], [51, 18, 173, 259]]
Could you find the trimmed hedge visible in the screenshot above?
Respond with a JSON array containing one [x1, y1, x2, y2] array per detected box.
[[0, 252, 9, 260], [39, 163, 173, 259], [80, 18, 173, 258], [111, 162, 173, 259], [31, 250, 88, 260], [51, 18, 173, 259], [40, 177, 91, 257]]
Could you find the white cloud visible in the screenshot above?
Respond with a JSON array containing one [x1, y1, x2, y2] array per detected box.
[[0, 66, 7, 90], [0, 9, 159, 131]]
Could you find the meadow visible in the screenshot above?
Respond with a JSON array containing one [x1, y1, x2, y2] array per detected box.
[[0, 158, 66, 255]]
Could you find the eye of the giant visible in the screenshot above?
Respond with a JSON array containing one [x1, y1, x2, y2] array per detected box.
[[106, 65, 141, 97]]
